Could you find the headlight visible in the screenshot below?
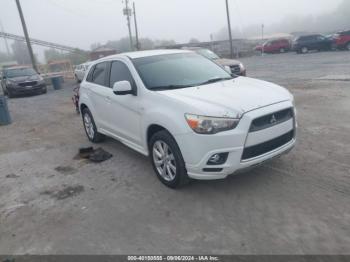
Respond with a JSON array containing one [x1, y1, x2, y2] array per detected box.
[[185, 114, 240, 134], [29, 75, 44, 81], [239, 63, 245, 71], [6, 79, 15, 86]]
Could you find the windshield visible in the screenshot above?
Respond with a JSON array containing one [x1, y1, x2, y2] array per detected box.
[[4, 68, 37, 78], [195, 49, 220, 60], [132, 53, 232, 90]]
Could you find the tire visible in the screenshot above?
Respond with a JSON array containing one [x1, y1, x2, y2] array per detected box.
[[149, 130, 190, 188], [82, 108, 105, 143], [331, 43, 337, 51], [346, 43, 350, 51], [280, 48, 286, 53], [7, 89, 14, 98], [2, 86, 7, 96], [75, 75, 81, 83], [42, 87, 47, 94]]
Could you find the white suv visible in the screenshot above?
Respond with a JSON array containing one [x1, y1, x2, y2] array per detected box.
[[79, 50, 296, 188], [74, 62, 91, 83]]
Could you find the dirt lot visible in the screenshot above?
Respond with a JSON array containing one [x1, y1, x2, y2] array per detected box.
[[0, 51, 349, 255]]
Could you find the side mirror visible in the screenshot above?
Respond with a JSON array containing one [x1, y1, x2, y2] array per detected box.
[[112, 80, 134, 95]]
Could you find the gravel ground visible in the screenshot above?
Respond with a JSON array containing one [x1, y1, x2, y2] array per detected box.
[[0, 51, 349, 255]]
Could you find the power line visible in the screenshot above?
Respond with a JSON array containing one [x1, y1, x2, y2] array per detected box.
[[0, 20, 11, 56], [0, 31, 87, 53]]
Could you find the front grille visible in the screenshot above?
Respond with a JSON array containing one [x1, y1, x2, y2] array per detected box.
[[241, 130, 294, 161], [230, 65, 241, 74], [249, 108, 294, 132], [18, 81, 38, 87]]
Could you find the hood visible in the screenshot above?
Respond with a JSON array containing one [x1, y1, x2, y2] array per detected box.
[[214, 58, 241, 66], [8, 75, 38, 83], [160, 77, 292, 118]]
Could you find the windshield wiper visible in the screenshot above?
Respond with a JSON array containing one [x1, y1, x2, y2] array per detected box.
[[150, 84, 195, 91], [198, 77, 234, 86]]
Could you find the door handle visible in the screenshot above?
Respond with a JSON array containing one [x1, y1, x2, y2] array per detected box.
[[105, 96, 111, 102]]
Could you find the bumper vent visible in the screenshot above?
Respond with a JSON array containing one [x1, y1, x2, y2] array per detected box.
[[18, 81, 38, 87], [249, 108, 293, 132], [242, 130, 294, 161], [230, 65, 241, 74]]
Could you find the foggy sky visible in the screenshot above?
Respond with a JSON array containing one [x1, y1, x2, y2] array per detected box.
[[0, 0, 343, 51]]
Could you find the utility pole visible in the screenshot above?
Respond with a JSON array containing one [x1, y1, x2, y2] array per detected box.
[[133, 2, 140, 50], [225, 0, 234, 59], [123, 0, 133, 51], [210, 33, 214, 51], [15, 0, 37, 71], [261, 23, 265, 56], [0, 20, 11, 56]]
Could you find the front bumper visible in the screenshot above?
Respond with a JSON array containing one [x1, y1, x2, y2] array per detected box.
[[175, 101, 296, 180], [8, 84, 46, 95]]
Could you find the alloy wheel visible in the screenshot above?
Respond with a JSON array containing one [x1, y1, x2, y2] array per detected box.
[[152, 140, 177, 181], [83, 113, 95, 140]]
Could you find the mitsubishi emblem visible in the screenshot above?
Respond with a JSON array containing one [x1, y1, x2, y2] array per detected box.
[[270, 114, 277, 124]]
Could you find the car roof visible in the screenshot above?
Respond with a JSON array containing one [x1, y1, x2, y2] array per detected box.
[[300, 34, 322, 37], [181, 47, 204, 50], [99, 49, 192, 61], [4, 66, 31, 70]]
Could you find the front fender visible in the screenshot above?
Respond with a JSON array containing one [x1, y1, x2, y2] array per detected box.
[[141, 109, 191, 152]]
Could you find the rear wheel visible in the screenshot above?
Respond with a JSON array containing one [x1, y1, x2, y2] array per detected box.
[[82, 108, 105, 143], [75, 75, 81, 83], [150, 130, 189, 188]]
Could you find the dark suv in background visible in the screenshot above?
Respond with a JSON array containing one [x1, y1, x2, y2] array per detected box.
[[1, 66, 47, 98], [292, 34, 333, 54], [334, 30, 350, 50]]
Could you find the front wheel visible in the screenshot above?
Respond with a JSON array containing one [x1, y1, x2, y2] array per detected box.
[[346, 43, 350, 51], [82, 108, 105, 143], [7, 89, 14, 98], [2, 86, 7, 96], [150, 130, 189, 188]]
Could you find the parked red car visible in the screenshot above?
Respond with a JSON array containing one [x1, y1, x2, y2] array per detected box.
[[255, 39, 291, 53], [334, 30, 350, 50]]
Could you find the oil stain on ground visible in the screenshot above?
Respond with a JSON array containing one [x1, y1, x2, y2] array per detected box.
[[54, 166, 77, 175], [41, 185, 84, 200]]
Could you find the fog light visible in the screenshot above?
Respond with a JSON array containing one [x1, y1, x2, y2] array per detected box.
[[207, 153, 228, 165]]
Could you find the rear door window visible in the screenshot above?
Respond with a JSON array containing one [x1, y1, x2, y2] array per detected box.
[[91, 62, 108, 87]]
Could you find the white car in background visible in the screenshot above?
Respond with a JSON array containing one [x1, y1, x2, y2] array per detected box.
[[79, 50, 296, 188], [74, 62, 91, 83]]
